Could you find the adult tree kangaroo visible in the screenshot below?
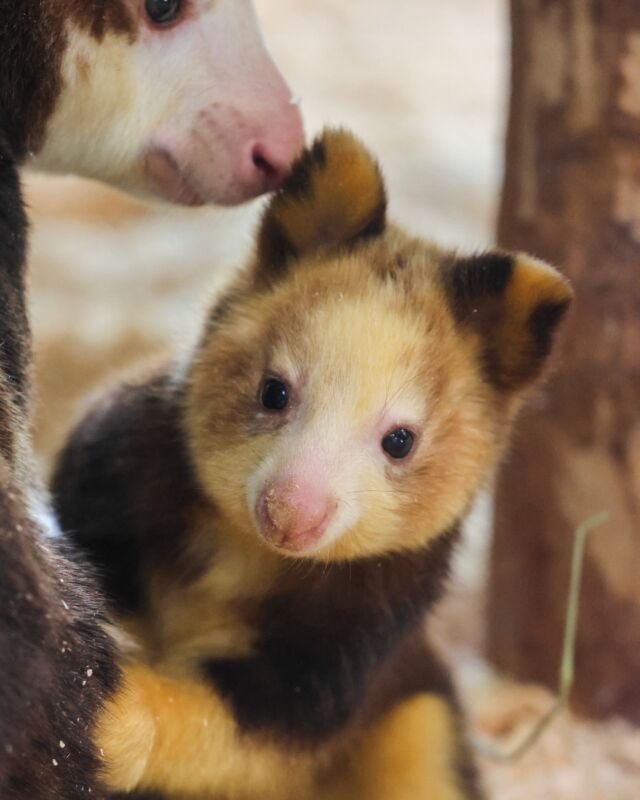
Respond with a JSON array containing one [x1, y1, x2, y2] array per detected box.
[[0, 2, 303, 797]]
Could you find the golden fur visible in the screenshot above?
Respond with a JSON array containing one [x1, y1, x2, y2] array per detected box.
[[323, 694, 466, 800]]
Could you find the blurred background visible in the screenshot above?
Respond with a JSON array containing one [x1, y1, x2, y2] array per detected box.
[[24, 1, 639, 797]]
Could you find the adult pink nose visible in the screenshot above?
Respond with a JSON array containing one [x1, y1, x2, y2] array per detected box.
[[256, 478, 336, 553], [239, 104, 305, 195]]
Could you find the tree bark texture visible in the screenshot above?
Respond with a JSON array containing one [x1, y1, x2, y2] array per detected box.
[[488, 0, 640, 723]]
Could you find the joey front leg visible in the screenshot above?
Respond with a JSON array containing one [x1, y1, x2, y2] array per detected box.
[[96, 662, 315, 799], [318, 693, 482, 800]]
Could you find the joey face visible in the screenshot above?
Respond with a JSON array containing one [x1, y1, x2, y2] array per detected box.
[[187, 262, 502, 561], [186, 130, 573, 561], [243, 285, 498, 560], [31, 0, 304, 205]]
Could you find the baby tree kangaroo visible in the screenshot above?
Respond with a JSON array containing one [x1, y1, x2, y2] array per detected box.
[[0, 2, 302, 797], [54, 130, 573, 800]]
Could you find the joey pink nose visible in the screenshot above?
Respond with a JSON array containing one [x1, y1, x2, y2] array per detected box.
[[257, 480, 336, 553]]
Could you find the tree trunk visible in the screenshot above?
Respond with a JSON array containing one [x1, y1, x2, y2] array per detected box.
[[488, 0, 640, 723]]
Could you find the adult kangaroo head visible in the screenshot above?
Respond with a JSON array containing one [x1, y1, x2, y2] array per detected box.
[[3, 0, 304, 206]]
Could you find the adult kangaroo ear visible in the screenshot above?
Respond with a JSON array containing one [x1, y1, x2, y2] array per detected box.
[[256, 128, 387, 283], [443, 251, 573, 391]]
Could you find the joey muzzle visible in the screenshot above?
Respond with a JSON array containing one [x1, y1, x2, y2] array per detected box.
[[256, 478, 337, 553]]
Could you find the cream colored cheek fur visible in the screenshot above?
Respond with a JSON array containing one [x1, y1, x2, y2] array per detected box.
[[238, 299, 433, 558], [32, 24, 141, 187], [32, 0, 291, 200]]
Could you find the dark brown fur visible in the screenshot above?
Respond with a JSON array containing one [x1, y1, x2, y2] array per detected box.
[[112, 794, 167, 800], [64, 0, 135, 41], [52, 374, 210, 616], [0, 145, 119, 797], [0, 3, 133, 796], [203, 531, 460, 742], [0, 2, 134, 159], [0, 140, 30, 419], [0, 473, 118, 798]]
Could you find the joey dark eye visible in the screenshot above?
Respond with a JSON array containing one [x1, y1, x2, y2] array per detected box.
[[382, 428, 414, 460], [261, 379, 289, 411], [145, 0, 182, 25]]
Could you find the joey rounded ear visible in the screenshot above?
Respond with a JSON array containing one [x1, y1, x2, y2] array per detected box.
[[255, 128, 387, 282], [444, 251, 573, 391]]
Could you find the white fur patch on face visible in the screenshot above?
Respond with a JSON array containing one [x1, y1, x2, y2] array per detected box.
[[33, 0, 303, 205]]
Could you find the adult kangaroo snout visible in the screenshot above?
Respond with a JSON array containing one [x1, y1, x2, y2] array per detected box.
[[25, 0, 305, 205]]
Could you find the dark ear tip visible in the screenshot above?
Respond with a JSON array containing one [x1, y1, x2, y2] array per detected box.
[[529, 295, 572, 350], [449, 251, 515, 309], [443, 249, 574, 391]]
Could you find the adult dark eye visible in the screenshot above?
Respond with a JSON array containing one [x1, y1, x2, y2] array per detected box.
[[261, 379, 289, 411], [145, 0, 182, 25], [382, 428, 414, 460]]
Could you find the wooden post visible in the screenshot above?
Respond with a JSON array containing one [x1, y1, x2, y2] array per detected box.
[[488, 0, 640, 723]]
